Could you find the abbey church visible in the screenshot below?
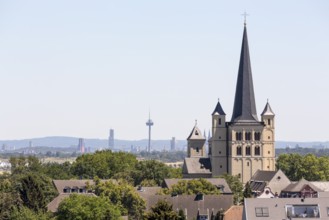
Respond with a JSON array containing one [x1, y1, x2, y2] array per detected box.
[[183, 23, 276, 184]]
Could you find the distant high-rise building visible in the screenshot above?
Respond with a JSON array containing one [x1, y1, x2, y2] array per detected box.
[[109, 129, 114, 149], [78, 138, 85, 154], [145, 113, 154, 152], [170, 137, 176, 151]]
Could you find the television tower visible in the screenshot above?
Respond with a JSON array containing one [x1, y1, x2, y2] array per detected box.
[[145, 112, 154, 152]]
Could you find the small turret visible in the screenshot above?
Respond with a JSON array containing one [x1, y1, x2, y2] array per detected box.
[[261, 101, 275, 128], [187, 121, 206, 158]]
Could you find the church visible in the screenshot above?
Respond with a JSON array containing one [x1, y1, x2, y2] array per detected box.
[[183, 23, 276, 184]]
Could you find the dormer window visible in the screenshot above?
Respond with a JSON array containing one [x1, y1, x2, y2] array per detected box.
[[195, 130, 199, 135]]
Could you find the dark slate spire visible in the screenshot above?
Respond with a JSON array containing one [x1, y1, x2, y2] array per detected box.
[[212, 100, 226, 115], [231, 24, 258, 123]]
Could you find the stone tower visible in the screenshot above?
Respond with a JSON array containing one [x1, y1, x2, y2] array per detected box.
[[187, 121, 206, 158], [210, 24, 276, 184]]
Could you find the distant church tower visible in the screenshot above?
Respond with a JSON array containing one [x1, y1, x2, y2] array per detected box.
[[187, 121, 206, 157], [210, 23, 276, 184]]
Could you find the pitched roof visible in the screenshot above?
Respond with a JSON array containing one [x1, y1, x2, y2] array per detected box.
[[163, 178, 232, 194], [250, 170, 277, 182], [183, 157, 212, 174], [139, 194, 234, 220], [212, 101, 226, 115], [231, 25, 259, 123], [187, 125, 206, 140], [224, 205, 243, 220], [282, 178, 323, 193], [261, 101, 275, 116], [47, 193, 96, 212], [53, 179, 115, 193]]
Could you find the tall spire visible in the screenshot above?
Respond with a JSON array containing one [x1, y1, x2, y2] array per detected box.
[[231, 24, 258, 123]]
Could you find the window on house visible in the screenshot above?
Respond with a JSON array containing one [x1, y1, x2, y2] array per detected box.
[[196, 147, 199, 153], [245, 132, 251, 141], [246, 146, 251, 156], [255, 146, 260, 156], [286, 205, 320, 218], [236, 132, 242, 141], [237, 146, 242, 156], [268, 119, 271, 126], [219, 118, 221, 125], [254, 132, 261, 141], [247, 162, 250, 166], [255, 207, 269, 217]]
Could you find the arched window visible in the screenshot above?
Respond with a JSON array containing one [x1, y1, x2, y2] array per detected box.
[[245, 132, 251, 141], [254, 132, 261, 141], [237, 146, 242, 156], [236, 132, 242, 141], [246, 146, 251, 156], [255, 146, 260, 156]]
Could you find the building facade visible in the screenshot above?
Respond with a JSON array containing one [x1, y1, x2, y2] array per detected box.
[[184, 23, 276, 184]]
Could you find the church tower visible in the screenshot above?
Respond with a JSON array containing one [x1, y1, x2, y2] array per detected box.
[[187, 121, 206, 158], [210, 23, 276, 183], [209, 101, 228, 176]]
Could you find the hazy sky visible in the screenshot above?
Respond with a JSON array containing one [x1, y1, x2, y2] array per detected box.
[[0, 1, 328, 141]]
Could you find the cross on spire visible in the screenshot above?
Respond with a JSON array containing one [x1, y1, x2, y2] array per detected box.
[[241, 11, 249, 25]]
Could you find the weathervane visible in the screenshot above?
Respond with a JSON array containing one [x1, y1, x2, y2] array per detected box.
[[241, 11, 249, 25]]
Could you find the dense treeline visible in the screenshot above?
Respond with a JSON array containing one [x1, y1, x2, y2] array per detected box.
[[276, 147, 329, 157], [276, 153, 329, 181], [0, 150, 183, 219]]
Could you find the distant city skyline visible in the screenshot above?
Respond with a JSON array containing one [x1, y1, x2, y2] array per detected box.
[[0, 1, 328, 141]]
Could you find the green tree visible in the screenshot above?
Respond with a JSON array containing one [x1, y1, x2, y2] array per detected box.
[[42, 161, 75, 180], [133, 160, 174, 186], [10, 156, 43, 175], [14, 172, 57, 212], [145, 200, 179, 220], [220, 174, 243, 205], [10, 206, 52, 220], [276, 153, 329, 181], [72, 150, 138, 179], [57, 194, 121, 220], [243, 181, 253, 199], [95, 179, 146, 219], [163, 178, 220, 195]]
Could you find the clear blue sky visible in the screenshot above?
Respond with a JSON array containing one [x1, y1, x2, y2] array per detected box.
[[0, 1, 328, 141]]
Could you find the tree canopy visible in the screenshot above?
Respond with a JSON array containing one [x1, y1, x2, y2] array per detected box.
[[145, 200, 180, 220], [57, 194, 121, 220], [94, 179, 146, 219], [276, 153, 329, 181], [163, 178, 220, 195], [220, 174, 243, 205]]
